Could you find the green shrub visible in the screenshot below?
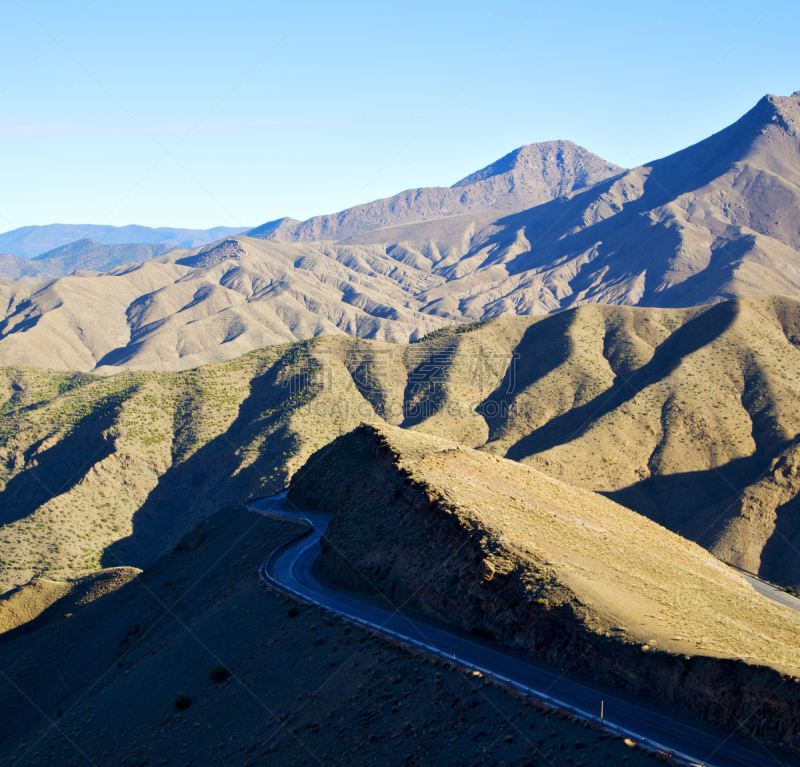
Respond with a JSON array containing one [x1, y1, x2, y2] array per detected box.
[[287, 606, 299, 618], [173, 693, 192, 711], [209, 664, 230, 683]]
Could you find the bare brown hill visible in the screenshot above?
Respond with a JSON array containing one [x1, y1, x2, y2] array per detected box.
[[290, 422, 800, 748], [248, 141, 623, 242], [1, 93, 800, 372], [0, 237, 454, 373], [419, 90, 800, 316]]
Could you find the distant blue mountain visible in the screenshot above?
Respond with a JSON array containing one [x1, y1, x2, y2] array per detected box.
[[0, 239, 180, 281], [0, 223, 249, 259]]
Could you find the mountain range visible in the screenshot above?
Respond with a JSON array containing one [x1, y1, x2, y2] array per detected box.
[[0, 223, 247, 259], [249, 140, 623, 241], [4, 296, 800, 595], [5, 91, 800, 764], [0, 239, 177, 282], [0, 91, 799, 373]]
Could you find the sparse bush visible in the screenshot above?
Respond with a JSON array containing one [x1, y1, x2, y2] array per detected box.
[[287, 606, 299, 618], [173, 693, 192, 711], [209, 664, 230, 683]]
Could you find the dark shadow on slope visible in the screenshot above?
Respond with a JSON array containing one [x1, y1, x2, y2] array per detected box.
[[101, 358, 300, 570], [0, 310, 43, 339], [94, 341, 149, 369], [446, 97, 774, 289], [481, 311, 577, 437], [498, 301, 736, 460], [0, 571, 140, 646], [646, 235, 757, 309], [758, 493, 800, 588], [0, 414, 116, 527], [601, 441, 800, 591], [400, 342, 459, 429], [602, 449, 783, 533]]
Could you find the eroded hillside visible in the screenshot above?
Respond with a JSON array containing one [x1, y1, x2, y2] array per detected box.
[[5, 296, 800, 593], [2, 92, 800, 373], [289, 422, 800, 747]]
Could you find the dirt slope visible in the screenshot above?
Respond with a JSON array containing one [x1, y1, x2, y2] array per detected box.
[[290, 422, 800, 747], [0, 505, 665, 767]]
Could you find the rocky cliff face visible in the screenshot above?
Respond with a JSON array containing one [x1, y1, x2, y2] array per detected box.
[[289, 423, 800, 750]]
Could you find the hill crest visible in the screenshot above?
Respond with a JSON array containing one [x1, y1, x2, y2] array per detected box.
[[247, 140, 623, 243]]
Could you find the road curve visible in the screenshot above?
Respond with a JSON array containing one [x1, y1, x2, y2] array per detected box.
[[741, 573, 800, 614], [248, 492, 797, 767]]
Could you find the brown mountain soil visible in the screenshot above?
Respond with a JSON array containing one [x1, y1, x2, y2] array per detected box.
[[290, 422, 800, 749], [0, 505, 668, 767]]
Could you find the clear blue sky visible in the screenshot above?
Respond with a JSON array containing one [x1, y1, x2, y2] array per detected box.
[[1, 0, 798, 232]]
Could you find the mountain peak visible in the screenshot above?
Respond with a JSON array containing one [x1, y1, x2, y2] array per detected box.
[[246, 141, 623, 244], [762, 90, 800, 131], [247, 217, 301, 239], [452, 140, 624, 193]]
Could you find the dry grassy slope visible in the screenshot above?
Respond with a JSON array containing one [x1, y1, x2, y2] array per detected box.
[[0, 336, 411, 591], [0, 567, 139, 635], [5, 296, 800, 592], [486, 298, 800, 586], [0, 506, 664, 767], [378, 297, 800, 588], [397, 318, 529, 447], [290, 423, 800, 746]]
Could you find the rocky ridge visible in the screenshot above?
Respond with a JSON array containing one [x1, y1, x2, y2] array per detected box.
[[290, 422, 800, 748]]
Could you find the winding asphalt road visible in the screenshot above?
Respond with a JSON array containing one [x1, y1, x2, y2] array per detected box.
[[248, 492, 800, 767], [741, 574, 800, 615]]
